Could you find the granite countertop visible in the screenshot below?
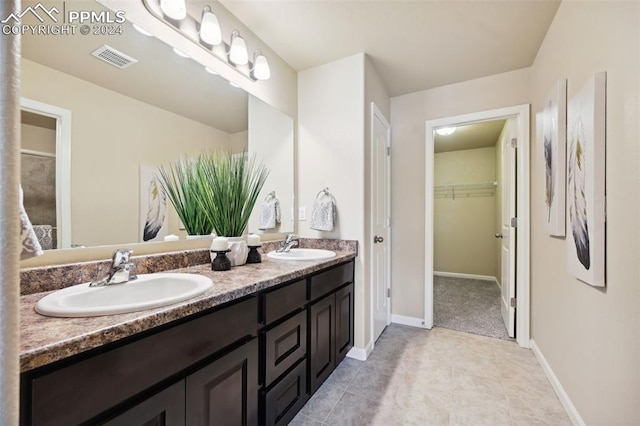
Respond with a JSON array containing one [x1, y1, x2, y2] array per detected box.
[[20, 247, 356, 373]]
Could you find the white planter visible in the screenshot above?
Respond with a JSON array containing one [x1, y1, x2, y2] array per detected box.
[[227, 236, 249, 267]]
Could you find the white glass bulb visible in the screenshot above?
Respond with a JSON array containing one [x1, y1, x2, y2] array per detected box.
[[436, 127, 456, 136], [205, 67, 218, 75], [132, 23, 153, 37], [172, 47, 189, 58], [253, 53, 271, 80], [229, 32, 248, 65], [200, 11, 221, 45], [160, 0, 186, 20]]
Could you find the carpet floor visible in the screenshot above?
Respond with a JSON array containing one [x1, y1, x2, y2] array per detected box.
[[433, 275, 512, 340]]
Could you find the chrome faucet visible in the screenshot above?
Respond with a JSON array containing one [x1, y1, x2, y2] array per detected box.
[[277, 234, 299, 253], [90, 249, 138, 287]]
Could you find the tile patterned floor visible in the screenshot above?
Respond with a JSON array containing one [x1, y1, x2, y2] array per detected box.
[[291, 324, 571, 426]]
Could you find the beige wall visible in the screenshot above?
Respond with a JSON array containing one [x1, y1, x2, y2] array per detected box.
[[434, 147, 496, 277], [22, 58, 232, 247], [298, 53, 368, 349], [21, 123, 55, 154], [529, 1, 639, 423], [390, 68, 531, 319]]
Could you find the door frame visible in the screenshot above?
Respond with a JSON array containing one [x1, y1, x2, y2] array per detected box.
[[370, 102, 391, 344], [20, 97, 72, 249], [424, 104, 530, 348]]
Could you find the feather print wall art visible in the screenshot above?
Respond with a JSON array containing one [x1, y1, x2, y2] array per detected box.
[[139, 165, 169, 242], [566, 72, 606, 287], [542, 79, 566, 236], [567, 119, 590, 269], [143, 177, 167, 241]]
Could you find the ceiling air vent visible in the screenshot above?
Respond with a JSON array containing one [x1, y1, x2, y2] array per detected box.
[[91, 45, 138, 69]]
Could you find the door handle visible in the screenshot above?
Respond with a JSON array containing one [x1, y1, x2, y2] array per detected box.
[[495, 233, 503, 239], [374, 236, 384, 243]]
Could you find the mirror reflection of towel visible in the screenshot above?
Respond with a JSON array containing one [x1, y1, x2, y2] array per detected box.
[[258, 193, 281, 230], [310, 190, 336, 232], [19, 186, 44, 260]]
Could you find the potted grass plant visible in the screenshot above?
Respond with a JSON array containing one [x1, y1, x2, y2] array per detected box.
[[158, 151, 269, 265], [157, 156, 215, 237], [197, 151, 269, 265]]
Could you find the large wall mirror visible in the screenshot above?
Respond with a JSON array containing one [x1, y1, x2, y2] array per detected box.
[[20, 0, 294, 250]]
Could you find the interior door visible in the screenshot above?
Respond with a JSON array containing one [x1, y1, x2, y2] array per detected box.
[[371, 103, 391, 342], [500, 119, 517, 338]]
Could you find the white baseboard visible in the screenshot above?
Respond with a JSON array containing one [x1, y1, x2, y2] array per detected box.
[[530, 339, 585, 426], [434, 271, 500, 288], [390, 314, 426, 328], [347, 339, 373, 361]]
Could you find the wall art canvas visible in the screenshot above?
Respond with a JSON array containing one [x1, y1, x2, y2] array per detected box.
[[139, 164, 169, 243], [542, 79, 567, 236], [566, 72, 606, 287]]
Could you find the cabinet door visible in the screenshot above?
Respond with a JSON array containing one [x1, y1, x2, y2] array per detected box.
[[309, 293, 335, 394], [186, 338, 258, 426], [103, 380, 185, 426], [335, 283, 354, 364]]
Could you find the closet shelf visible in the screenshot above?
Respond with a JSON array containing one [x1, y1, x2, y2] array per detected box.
[[434, 181, 497, 199]]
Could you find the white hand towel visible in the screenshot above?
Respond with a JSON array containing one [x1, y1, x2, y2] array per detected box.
[[310, 190, 337, 232], [258, 193, 281, 230], [19, 186, 44, 260]]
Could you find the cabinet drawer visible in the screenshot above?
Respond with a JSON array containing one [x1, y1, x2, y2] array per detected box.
[[104, 380, 185, 426], [309, 262, 354, 301], [26, 297, 258, 426], [264, 359, 308, 426], [263, 310, 307, 387], [261, 279, 306, 324]]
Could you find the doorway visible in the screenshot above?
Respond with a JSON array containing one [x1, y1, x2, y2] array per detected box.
[[20, 98, 72, 249], [424, 105, 530, 348]]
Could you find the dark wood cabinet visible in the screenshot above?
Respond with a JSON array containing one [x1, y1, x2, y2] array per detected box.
[[186, 339, 258, 426], [21, 259, 355, 426], [309, 293, 336, 394], [308, 268, 354, 394], [104, 380, 185, 426], [335, 283, 354, 364]]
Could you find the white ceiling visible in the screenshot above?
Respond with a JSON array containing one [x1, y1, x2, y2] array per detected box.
[[221, 0, 561, 97]]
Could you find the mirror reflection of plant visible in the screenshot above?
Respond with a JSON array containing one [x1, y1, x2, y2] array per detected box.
[[198, 151, 269, 237], [157, 157, 214, 236]]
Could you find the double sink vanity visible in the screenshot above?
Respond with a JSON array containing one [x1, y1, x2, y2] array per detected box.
[[19, 239, 357, 425]]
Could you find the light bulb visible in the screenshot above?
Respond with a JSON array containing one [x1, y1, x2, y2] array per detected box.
[[132, 23, 153, 37], [172, 47, 189, 58], [200, 7, 221, 45], [436, 127, 456, 136], [252, 51, 271, 80], [160, 0, 186, 20], [205, 67, 218, 75], [228, 31, 248, 65]]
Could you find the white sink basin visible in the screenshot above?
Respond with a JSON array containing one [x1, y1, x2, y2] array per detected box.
[[267, 248, 336, 261], [35, 273, 213, 318]]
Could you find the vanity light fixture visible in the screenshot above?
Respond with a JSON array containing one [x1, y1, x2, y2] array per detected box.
[[251, 50, 271, 81], [436, 127, 457, 136], [228, 30, 249, 66], [204, 66, 219, 75], [199, 6, 221, 45], [172, 47, 190, 58], [160, 0, 186, 20], [229, 81, 241, 88], [132, 23, 154, 37], [143, 0, 272, 81]]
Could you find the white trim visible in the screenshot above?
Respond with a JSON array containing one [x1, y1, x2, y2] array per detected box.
[[434, 271, 498, 282], [425, 104, 531, 348], [347, 340, 374, 361], [391, 314, 427, 329], [530, 339, 585, 426], [20, 148, 56, 159], [20, 97, 72, 249], [369, 102, 392, 345]]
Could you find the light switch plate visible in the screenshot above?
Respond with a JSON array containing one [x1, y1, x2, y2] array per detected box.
[[299, 206, 307, 221]]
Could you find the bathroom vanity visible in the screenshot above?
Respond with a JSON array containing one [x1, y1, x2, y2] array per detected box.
[[19, 242, 356, 425]]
